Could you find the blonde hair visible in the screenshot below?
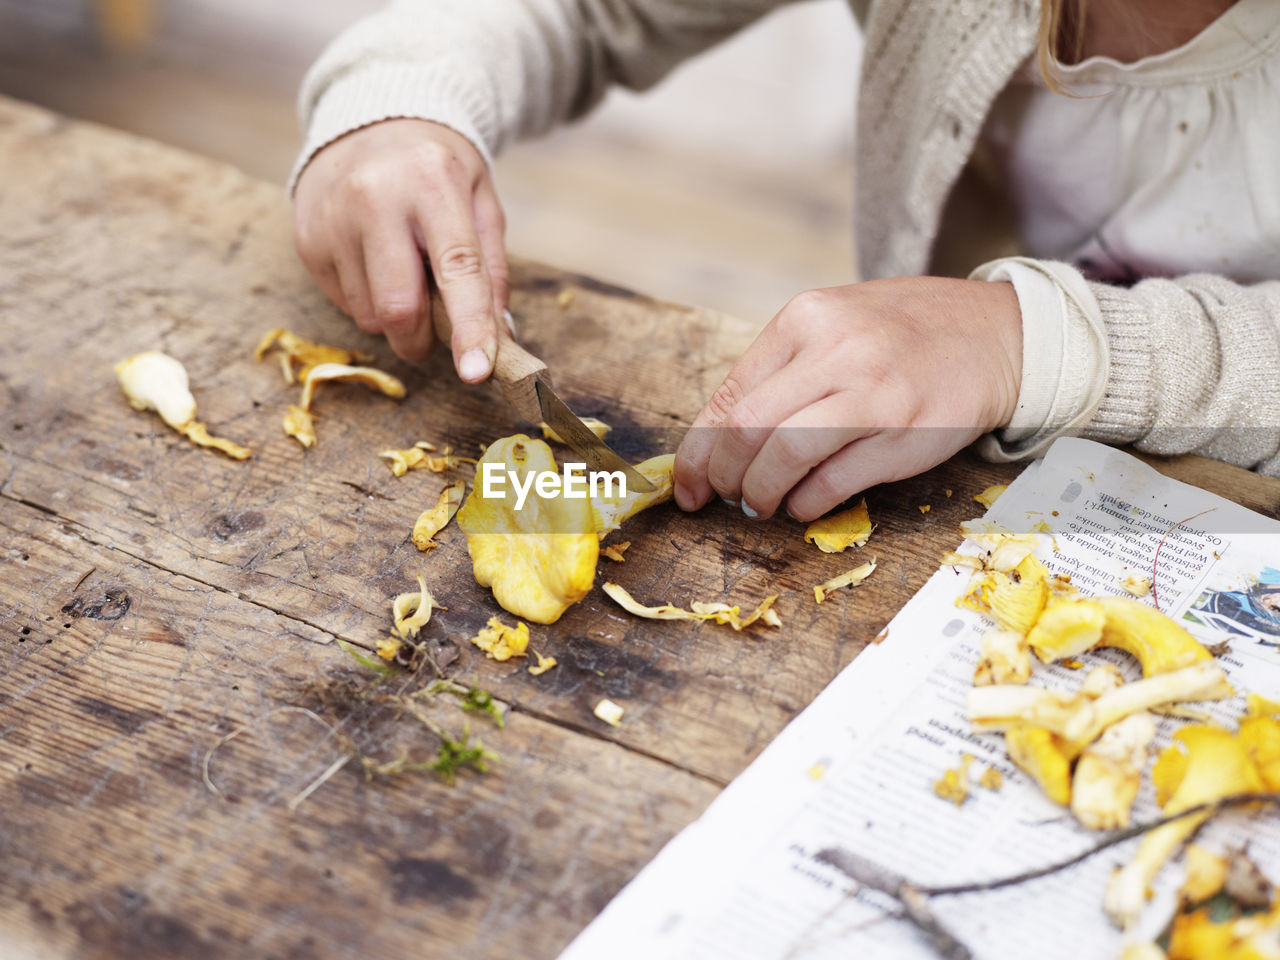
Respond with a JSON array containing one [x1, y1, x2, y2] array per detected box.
[[1038, 0, 1087, 93]]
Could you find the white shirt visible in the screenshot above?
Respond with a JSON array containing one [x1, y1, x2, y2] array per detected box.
[[973, 0, 1280, 447], [984, 0, 1280, 285]]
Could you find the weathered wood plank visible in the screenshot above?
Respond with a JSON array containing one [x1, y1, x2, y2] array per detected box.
[[0, 496, 720, 960], [0, 94, 1025, 788], [4, 91, 1279, 960], [3, 93, 1276, 797]]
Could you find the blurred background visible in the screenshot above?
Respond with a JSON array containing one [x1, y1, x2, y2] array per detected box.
[[0, 0, 862, 323]]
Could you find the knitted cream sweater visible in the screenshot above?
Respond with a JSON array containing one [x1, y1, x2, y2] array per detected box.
[[294, 0, 1280, 476]]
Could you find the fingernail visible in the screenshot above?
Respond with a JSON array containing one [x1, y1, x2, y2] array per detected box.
[[720, 496, 739, 509], [785, 505, 799, 521], [742, 502, 759, 518], [503, 309, 517, 337], [674, 483, 693, 510], [458, 348, 491, 382]]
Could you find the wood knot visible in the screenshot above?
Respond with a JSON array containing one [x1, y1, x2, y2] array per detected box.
[[62, 589, 131, 621]]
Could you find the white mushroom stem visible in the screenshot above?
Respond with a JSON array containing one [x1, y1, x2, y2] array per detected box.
[[1064, 661, 1232, 744], [1071, 712, 1156, 830], [968, 661, 1231, 742], [1105, 813, 1212, 930], [115, 350, 197, 428], [973, 630, 1032, 686]]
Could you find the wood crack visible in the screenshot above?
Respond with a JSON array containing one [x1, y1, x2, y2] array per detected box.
[[1, 485, 729, 788], [506, 701, 728, 790]]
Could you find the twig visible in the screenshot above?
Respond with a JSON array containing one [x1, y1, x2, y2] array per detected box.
[[813, 849, 972, 960], [1151, 508, 1215, 611], [815, 794, 1280, 960], [921, 792, 1280, 897], [287, 754, 351, 813]]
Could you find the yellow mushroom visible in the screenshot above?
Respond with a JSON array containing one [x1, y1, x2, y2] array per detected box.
[[470, 616, 530, 661], [1104, 725, 1264, 929], [1005, 724, 1073, 806], [813, 560, 877, 603], [412, 480, 464, 552], [1094, 596, 1212, 677], [540, 417, 611, 444], [968, 660, 1231, 743], [282, 404, 317, 448], [972, 484, 1007, 509], [1120, 574, 1153, 598], [457, 436, 599, 624], [528, 650, 558, 676], [1238, 714, 1280, 791], [1025, 598, 1106, 664], [457, 437, 673, 623], [973, 630, 1032, 686], [1063, 661, 1232, 745], [1179, 844, 1229, 905], [177, 422, 253, 461], [933, 754, 976, 807], [958, 526, 1039, 572], [805, 499, 873, 553], [603, 582, 781, 631], [601, 541, 631, 563], [381, 442, 475, 476], [254, 328, 373, 383], [1070, 711, 1156, 830], [391, 574, 444, 638], [1247, 693, 1280, 717], [298, 362, 406, 411], [589, 454, 675, 538], [116, 350, 197, 428], [959, 570, 1049, 636]]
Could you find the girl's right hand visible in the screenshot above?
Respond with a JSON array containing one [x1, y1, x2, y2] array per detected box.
[[293, 118, 508, 383]]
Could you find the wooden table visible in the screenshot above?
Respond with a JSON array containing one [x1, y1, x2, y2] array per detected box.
[[2, 95, 1277, 960]]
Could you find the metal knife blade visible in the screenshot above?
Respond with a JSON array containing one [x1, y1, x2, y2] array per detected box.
[[536, 381, 656, 493]]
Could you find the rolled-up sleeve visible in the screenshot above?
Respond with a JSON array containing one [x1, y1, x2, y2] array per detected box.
[[972, 256, 1280, 476]]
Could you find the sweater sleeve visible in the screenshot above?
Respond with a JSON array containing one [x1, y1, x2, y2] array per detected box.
[[291, 0, 799, 190], [972, 257, 1280, 477]]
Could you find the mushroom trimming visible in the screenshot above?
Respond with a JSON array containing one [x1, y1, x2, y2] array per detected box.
[[455, 435, 673, 623], [115, 350, 252, 460]]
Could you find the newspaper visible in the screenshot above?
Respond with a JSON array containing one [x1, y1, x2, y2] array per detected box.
[[560, 438, 1280, 960]]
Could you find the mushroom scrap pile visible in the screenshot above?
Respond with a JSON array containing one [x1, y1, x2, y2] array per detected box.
[[455, 433, 782, 629], [951, 525, 1280, 944]]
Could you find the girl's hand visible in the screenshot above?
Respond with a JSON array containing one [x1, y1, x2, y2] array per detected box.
[[673, 277, 1023, 520], [293, 119, 508, 382]]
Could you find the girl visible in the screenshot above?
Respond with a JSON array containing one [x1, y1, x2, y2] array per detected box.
[[292, 0, 1280, 521]]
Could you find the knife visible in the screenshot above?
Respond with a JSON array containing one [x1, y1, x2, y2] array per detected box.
[[429, 291, 655, 493]]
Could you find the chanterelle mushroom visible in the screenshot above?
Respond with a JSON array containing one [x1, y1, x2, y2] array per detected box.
[[968, 661, 1232, 746], [1093, 596, 1212, 677], [457, 435, 598, 624], [1104, 725, 1264, 929], [1070, 711, 1156, 830], [115, 351, 251, 460], [457, 435, 672, 624]]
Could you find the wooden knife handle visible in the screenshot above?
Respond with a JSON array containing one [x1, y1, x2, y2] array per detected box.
[[429, 288, 547, 423]]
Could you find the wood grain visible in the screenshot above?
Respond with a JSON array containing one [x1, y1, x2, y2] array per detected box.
[[1, 93, 1276, 959], [0, 498, 718, 960]]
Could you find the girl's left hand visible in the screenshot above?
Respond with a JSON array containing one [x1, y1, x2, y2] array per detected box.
[[672, 276, 1023, 521]]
